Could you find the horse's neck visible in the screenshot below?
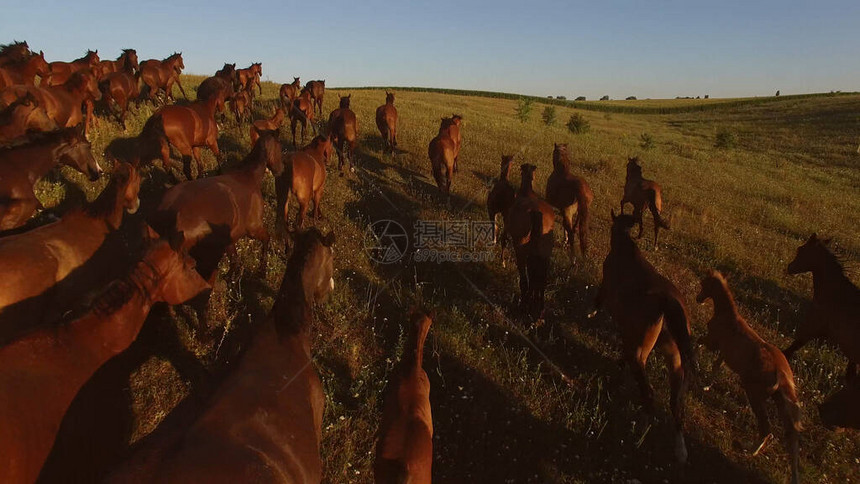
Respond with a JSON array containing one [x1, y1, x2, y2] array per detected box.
[[711, 284, 741, 320], [518, 179, 535, 197], [609, 232, 638, 258], [7, 140, 62, 177], [69, 285, 151, 362], [271, 276, 313, 343], [811, 260, 852, 301], [85, 178, 125, 230], [553, 156, 572, 175]]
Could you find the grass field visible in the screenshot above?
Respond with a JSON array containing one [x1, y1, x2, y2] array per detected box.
[[33, 78, 860, 483]]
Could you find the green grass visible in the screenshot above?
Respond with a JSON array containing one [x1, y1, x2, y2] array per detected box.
[[36, 77, 860, 482]]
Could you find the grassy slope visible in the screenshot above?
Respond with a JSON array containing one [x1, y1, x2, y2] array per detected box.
[[36, 79, 859, 483]]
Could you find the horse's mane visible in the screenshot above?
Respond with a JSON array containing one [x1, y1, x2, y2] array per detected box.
[[0, 92, 36, 119], [271, 228, 329, 334], [63, 71, 91, 92], [92, 257, 158, 316], [0, 41, 28, 58], [0, 126, 80, 152], [84, 164, 131, 219]]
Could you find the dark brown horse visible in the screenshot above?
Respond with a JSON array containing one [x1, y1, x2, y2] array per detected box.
[[783, 234, 859, 379], [139, 53, 187, 103], [441, 113, 462, 170], [486, 154, 516, 244], [106, 228, 334, 484], [0, 239, 209, 484], [545, 143, 592, 261], [0, 41, 31, 67], [237, 62, 262, 96], [305, 79, 325, 116], [621, 157, 670, 248], [594, 211, 695, 463], [141, 96, 221, 180], [428, 116, 459, 194], [277, 135, 333, 230], [99, 60, 139, 128], [0, 162, 141, 344], [0, 50, 50, 88], [147, 132, 282, 282], [250, 105, 286, 146], [214, 62, 238, 87], [328, 94, 358, 173], [229, 88, 251, 124], [697, 270, 801, 483], [375, 91, 398, 153], [279, 76, 300, 108], [290, 88, 315, 147], [95, 49, 139, 78], [47, 50, 100, 86], [819, 382, 860, 430], [0, 92, 57, 144], [0, 128, 102, 230], [502, 164, 556, 320], [196, 63, 237, 115]]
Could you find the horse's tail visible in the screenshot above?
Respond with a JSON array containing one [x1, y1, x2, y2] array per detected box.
[[662, 294, 696, 381], [574, 185, 591, 257], [649, 189, 670, 229]]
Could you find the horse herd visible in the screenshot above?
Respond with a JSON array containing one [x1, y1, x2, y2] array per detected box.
[[0, 40, 856, 483]]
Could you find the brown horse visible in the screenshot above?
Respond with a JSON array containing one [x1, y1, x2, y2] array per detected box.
[[594, 211, 695, 463], [0, 50, 50, 88], [96, 49, 139, 78], [819, 383, 860, 430], [545, 143, 593, 261], [0, 128, 102, 230], [1, 70, 102, 138], [279, 76, 300, 108], [0, 41, 31, 67], [620, 157, 670, 248], [147, 132, 281, 282], [697, 270, 801, 482], [374, 309, 434, 484], [783, 234, 860, 378], [290, 88, 315, 146], [139, 53, 187, 103], [375, 91, 398, 153], [237, 62, 262, 96], [277, 135, 333, 230], [47, 50, 100, 86], [99, 61, 140, 128], [0, 92, 57, 145], [328, 94, 358, 173], [428, 116, 459, 194], [141, 96, 221, 180], [441, 113, 462, 170], [106, 228, 334, 484], [305, 79, 325, 116], [501, 164, 556, 319], [196, 64, 237, 116], [250, 105, 286, 146], [0, 162, 140, 344], [230, 88, 251, 124], [0, 239, 209, 484], [486, 154, 516, 244]]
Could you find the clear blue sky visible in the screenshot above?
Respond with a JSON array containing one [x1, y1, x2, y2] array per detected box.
[[3, 0, 858, 99]]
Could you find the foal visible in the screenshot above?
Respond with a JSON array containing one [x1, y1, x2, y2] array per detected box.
[[697, 270, 801, 483], [305, 79, 325, 116], [328, 94, 358, 173], [428, 116, 460, 195], [545, 143, 593, 261], [290, 88, 315, 147], [279, 77, 301, 108], [594, 212, 695, 463], [486, 154, 516, 244], [250, 105, 286, 146], [0, 240, 209, 484], [375, 91, 398, 153], [375, 309, 434, 483], [620, 157, 670, 248], [277, 135, 333, 231]]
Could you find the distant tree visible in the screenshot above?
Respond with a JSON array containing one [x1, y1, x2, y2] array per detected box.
[[626, 96, 637, 100], [696, 96, 701, 99], [515, 97, 533, 123], [704, 94, 709, 99], [566, 113, 590, 134], [640, 132, 655, 150], [600, 95, 609, 101], [556, 95, 566, 100], [547, 95, 553, 99], [775, 90, 780, 97], [575, 96, 586, 101], [541, 106, 557, 126]]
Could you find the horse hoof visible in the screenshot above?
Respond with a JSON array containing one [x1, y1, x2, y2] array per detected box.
[[674, 433, 688, 464], [752, 433, 773, 456]]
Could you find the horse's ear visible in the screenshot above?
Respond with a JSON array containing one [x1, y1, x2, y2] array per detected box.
[[824, 237, 833, 245], [39, 50, 43, 56], [323, 231, 336, 247], [610, 209, 617, 221], [808, 232, 818, 242]]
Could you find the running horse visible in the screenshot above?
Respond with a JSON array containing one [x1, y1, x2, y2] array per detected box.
[[277, 135, 333, 231], [47, 49, 100, 86], [0, 240, 210, 484], [305, 79, 325, 116], [196, 63, 237, 116], [140, 96, 221, 180], [545, 143, 592, 261], [0, 41, 31, 67], [502, 164, 555, 320], [594, 211, 695, 463], [620, 157, 670, 249], [0, 50, 50, 89], [290, 87, 315, 147], [139, 52, 187, 104], [230, 89, 252, 124], [105, 228, 335, 484], [279, 77, 300, 108], [95, 49, 139, 78], [249, 105, 286, 146], [237, 62, 262, 97], [486, 154, 516, 245], [328, 94, 358, 173], [99, 56, 140, 128], [0, 92, 58, 144], [375, 91, 398, 153], [428, 116, 461, 195]]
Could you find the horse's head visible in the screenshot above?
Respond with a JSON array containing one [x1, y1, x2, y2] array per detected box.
[[31, 50, 51, 77], [123, 49, 139, 73], [610, 210, 637, 237], [309, 134, 333, 164], [69, 70, 102, 101], [787, 233, 832, 275], [58, 128, 102, 181], [292, 77, 300, 87], [253, 132, 284, 174], [626, 157, 642, 177], [115, 161, 141, 215], [451, 114, 462, 125], [146, 239, 211, 305], [500, 154, 514, 176], [338, 94, 351, 109], [696, 269, 727, 304], [552, 143, 570, 171], [385, 91, 395, 104], [520, 163, 537, 186], [170, 52, 185, 73], [252, 62, 262, 75], [86, 49, 100, 65], [289, 227, 336, 303], [407, 307, 434, 360]]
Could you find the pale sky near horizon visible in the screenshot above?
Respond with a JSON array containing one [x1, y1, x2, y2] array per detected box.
[[2, 0, 858, 99]]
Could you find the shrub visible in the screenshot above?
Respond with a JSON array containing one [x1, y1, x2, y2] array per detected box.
[[626, 96, 637, 100], [640, 132, 655, 150], [575, 96, 586, 101], [515, 97, 533, 123], [541, 106, 557, 126], [556, 95, 566, 100], [600, 95, 609, 101], [566, 113, 590, 134], [715, 129, 736, 149]]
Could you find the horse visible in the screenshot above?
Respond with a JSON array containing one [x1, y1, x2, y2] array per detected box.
[[620, 157, 670, 248], [96, 49, 139, 78], [279, 77, 300, 108], [106, 228, 335, 484], [290, 88, 315, 147], [146, 132, 282, 285], [819, 382, 860, 430], [375, 91, 398, 153], [250, 105, 286, 146], [328, 94, 357, 173], [0, 41, 31, 67], [697, 270, 801, 483], [594, 211, 695, 463], [99, 60, 140, 128], [47, 50, 100, 86], [139, 52, 187, 104], [0, 92, 58, 145], [214, 62, 238, 88], [0, 70, 102, 138], [196, 64, 237, 116], [140, 96, 221, 180], [277, 135, 333, 231], [783, 233, 860, 379], [0, 128, 102, 230], [428, 116, 459, 194], [305, 79, 325, 116], [441, 114, 462, 170], [487, 155, 516, 245], [374, 309, 434, 484], [545, 143, 593, 261], [0, 50, 50, 88], [230, 88, 251, 124], [237, 62, 262, 96], [0, 239, 209, 484], [501, 164, 555, 320], [0, 162, 140, 344]]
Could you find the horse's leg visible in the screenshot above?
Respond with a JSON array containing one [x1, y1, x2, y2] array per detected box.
[[249, 224, 270, 278], [633, 205, 645, 239], [499, 227, 508, 268], [773, 390, 801, 484], [0, 197, 38, 231], [312, 185, 325, 221], [291, 117, 298, 147], [782, 316, 823, 359], [515, 248, 528, 310], [629, 349, 655, 413], [192, 147, 205, 179], [745, 387, 773, 455], [209, 136, 222, 165], [175, 77, 188, 100], [562, 207, 576, 259], [664, 346, 689, 464]]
